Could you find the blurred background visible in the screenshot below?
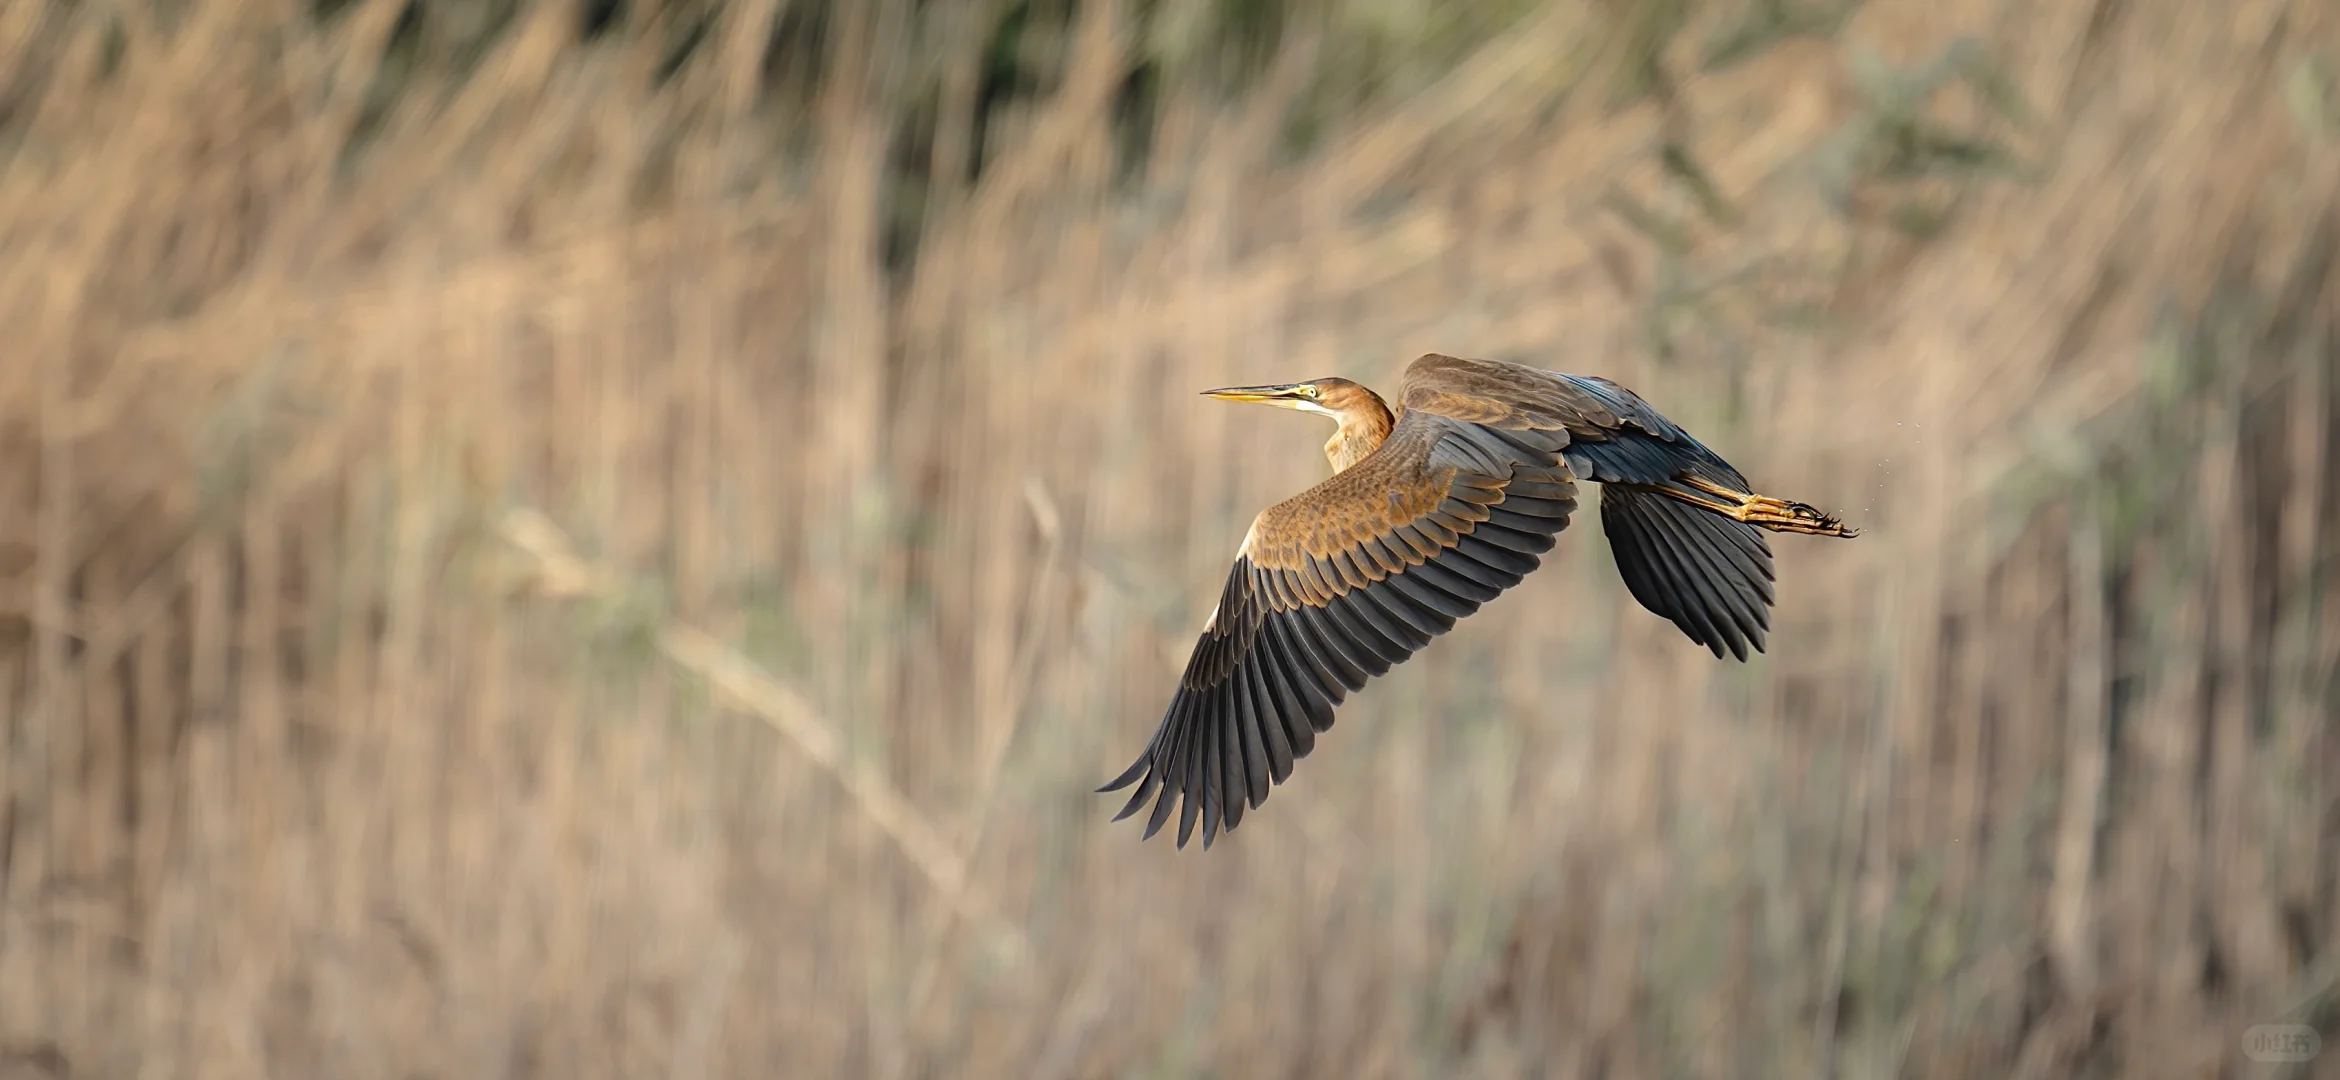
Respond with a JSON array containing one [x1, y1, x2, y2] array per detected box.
[[2, 0, 2336, 1077]]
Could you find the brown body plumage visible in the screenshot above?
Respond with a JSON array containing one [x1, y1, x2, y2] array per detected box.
[[1101, 352, 1858, 849]]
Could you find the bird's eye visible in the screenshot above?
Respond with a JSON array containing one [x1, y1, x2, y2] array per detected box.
[[1304, 385, 1322, 399]]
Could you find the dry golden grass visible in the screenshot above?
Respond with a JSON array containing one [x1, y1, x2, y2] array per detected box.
[[2, 0, 2337, 1077]]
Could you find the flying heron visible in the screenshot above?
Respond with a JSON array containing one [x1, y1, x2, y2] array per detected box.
[[1100, 352, 1858, 849]]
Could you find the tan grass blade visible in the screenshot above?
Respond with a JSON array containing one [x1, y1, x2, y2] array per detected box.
[[496, 506, 1029, 969]]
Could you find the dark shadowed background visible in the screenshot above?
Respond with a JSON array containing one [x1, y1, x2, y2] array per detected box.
[[2, 0, 2337, 1076]]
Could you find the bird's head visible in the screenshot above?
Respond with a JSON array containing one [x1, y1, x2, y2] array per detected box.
[[1202, 377, 1394, 472], [1199, 377, 1378, 419]]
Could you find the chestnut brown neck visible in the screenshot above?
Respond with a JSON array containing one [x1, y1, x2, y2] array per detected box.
[[1321, 390, 1394, 472]]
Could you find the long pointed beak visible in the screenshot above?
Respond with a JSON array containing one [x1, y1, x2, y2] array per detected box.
[[1201, 383, 1313, 405]]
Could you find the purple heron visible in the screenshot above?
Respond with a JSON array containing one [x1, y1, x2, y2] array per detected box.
[[1100, 352, 1858, 849]]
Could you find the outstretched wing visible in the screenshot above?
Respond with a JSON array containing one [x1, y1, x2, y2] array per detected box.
[[1405, 353, 1783, 660], [1099, 357, 1586, 849], [1527, 370, 1778, 660]]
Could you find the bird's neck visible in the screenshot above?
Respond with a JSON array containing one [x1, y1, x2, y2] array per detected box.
[[1322, 397, 1395, 473]]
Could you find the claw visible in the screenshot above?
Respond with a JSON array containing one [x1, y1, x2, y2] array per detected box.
[[1672, 476, 1861, 538]]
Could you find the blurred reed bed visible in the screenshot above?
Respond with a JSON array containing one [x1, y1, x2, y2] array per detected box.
[[0, 0, 2335, 1077]]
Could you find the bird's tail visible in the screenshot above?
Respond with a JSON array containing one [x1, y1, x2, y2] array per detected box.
[[1661, 474, 1860, 538]]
